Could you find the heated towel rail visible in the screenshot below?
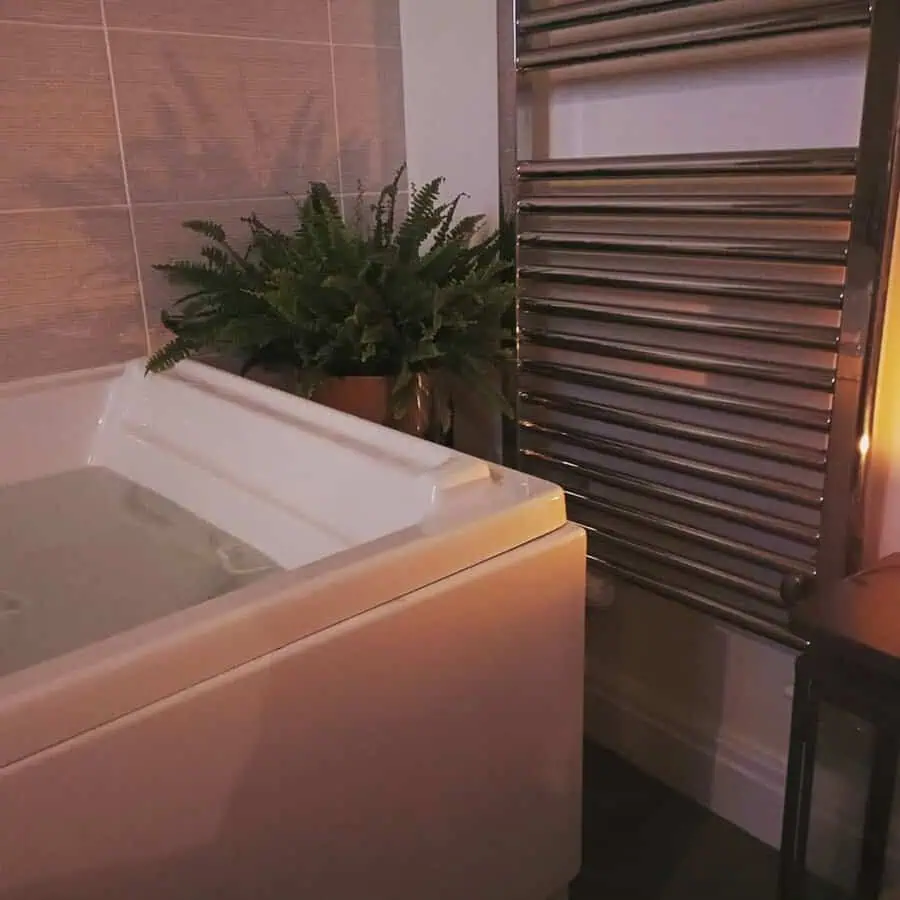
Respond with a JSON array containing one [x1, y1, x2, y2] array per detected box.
[[500, 0, 900, 645]]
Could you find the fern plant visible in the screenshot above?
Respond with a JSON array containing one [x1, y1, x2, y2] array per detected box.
[[147, 166, 516, 429]]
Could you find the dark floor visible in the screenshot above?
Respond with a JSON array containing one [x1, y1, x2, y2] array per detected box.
[[571, 742, 846, 900]]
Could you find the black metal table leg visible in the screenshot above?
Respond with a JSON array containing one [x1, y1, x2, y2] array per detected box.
[[779, 654, 820, 900], [856, 727, 899, 899]]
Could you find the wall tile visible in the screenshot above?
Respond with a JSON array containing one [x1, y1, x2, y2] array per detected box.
[[333, 46, 405, 193], [0, 0, 405, 385], [330, 0, 401, 47], [104, 0, 329, 43], [0, 0, 100, 26], [0, 23, 125, 211], [0, 208, 146, 382], [132, 197, 298, 350], [110, 31, 339, 203]]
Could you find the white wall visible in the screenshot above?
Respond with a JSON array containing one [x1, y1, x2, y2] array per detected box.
[[547, 48, 866, 157], [398, 0, 500, 227]]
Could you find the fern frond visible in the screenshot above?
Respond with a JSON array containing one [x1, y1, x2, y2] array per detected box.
[[153, 259, 229, 289], [372, 164, 406, 247], [384, 164, 406, 241], [415, 239, 469, 285], [145, 335, 200, 373], [396, 177, 444, 259], [307, 181, 341, 218], [433, 193, 467, 247], [181, 219, 227, 243], [445, 214, 484, 246], [296, 182, 346, 264], [200, 245, 242, 273]]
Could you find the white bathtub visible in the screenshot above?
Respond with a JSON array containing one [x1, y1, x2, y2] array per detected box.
[[0, 360, 586, 900]]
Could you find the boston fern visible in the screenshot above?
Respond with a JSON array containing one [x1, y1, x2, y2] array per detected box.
[[147, 166, 515, 424]]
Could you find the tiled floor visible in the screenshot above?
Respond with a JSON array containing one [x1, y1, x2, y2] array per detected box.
[[571, 742, 846, 900]]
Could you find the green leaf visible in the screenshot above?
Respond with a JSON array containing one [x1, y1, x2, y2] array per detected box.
[[182, 219, 227, 243], [146, 335, 201, 373]]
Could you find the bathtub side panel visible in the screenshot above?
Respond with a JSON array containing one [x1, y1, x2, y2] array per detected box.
[[0, 524, 586, 900]]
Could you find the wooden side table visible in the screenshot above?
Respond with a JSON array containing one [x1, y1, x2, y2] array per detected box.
[[779, 556, 900, 899]]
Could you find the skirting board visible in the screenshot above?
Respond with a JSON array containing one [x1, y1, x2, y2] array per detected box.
[[585, 671, 786, 846], [584, 672, 900, 888]]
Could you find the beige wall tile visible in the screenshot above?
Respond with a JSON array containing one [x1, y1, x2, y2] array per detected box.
[[0, 23, 125, 211], [0, 1, 405, 385], [329, 0, 401, 47], [110, 31, 339, 203], [0, 0, 100, 25], [132, 197, 298, 350], [334, 46, 405, 193], [104, 0, 329, 43], [0, 208, 146, 382]]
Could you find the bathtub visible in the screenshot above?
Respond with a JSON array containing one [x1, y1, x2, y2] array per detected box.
[[0, 360, 586, 900]]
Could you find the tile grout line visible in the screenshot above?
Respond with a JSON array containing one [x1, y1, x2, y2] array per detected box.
[[0, 203, 130, 216], [0, 17, 99, 31], [0, 191, 409, 219], [324, 0, 345, 214], [98, 0, 152, 356], [0, 17, 401, 50]]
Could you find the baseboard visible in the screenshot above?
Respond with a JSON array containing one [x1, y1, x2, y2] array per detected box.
[[585, 670, 786, 847], [584, 671, 900, 887]]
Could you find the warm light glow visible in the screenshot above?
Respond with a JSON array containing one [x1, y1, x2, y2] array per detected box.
[[859, 432, 871, 458]]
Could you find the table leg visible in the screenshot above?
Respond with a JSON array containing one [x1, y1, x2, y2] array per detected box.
[[856, 727, 899, 900], [778, 654, 819, 900]]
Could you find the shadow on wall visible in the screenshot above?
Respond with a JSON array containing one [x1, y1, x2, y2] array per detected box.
[[584, 582, 730, 820], [25, 48, 393, 358]]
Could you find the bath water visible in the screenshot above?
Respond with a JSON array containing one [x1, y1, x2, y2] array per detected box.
[[0, 466, 280, 676]]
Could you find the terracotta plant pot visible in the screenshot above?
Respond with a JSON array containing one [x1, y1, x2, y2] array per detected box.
[[311, 374, 434, 438], [211, 362, 436, 439], [312, 376, 391, 426], [397, 373, 434, 438]]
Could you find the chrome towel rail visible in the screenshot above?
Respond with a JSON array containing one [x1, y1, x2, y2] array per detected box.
[[519, 360, 833, 430], [580, 520, 785, 605], [517, 148, 858, 178], [520, 390, 828, 467], [519, 298, 841, 347], [502, 0, 900, 644], [518, 232, 849, 264], [518, 267, 846, 308], [526, 447, 820, 545], [522, 330, 838, 388], [519, 420, 825, 507], [518, 195, 854, 218], [516, 146, 851, 635], [517, 1, 871, 72], [518, 0, 710, 35], [587, 555, 807, 647]]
